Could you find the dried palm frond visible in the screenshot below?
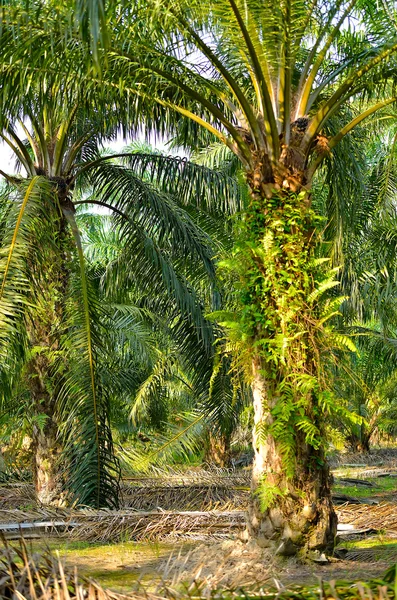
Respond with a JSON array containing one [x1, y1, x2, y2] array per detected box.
[[121, 482, 248, 511], [330, 448, 397, 468], [0, 483, 36, 509], [119, 469, 251, 511], [0, 508, 71, 524], [67, 510, 246, 543], [123, 467, 251, 486], [0, 507, 245, 543], [338, 502, 397, 534]]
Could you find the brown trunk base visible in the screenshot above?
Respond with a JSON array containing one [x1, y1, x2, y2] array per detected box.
[[347, 435, 371, 454], [248, 366, 337, 557], [32, 420, 65, 507], [204, 432, 231, 468], [247, 487, 337, 556]]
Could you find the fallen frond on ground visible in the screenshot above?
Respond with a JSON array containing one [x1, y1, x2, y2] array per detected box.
[[123, 467, 251, 485], [0, 503, 396, 543], [0, 484, 36, 509], [121, 469, 250, 510], [121, 482, 248, 511], [330, 448, 397, 468], [337, 502, 397, 534], [0, 508, 72, 523], [0, 508, 245, 542], [67, 509, 246, 543]]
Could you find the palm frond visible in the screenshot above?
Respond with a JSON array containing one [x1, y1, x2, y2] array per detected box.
[[120, 411, 205, 474], [58, 211, 121, 508]]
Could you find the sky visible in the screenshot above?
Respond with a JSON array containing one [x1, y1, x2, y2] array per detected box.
[[0, 132, 186, 178], [0, 142, 16, 174]]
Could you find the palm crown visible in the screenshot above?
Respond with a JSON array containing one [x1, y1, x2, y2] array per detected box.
[[99, 0, 397, 190]]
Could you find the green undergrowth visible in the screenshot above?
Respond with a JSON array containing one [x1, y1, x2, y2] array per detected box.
[[28, 538, 170, 556], [168, 565, 397, 599], [337, 534, 397, 560], [252, 565, 397, 600], [344, 536, 397, 549]]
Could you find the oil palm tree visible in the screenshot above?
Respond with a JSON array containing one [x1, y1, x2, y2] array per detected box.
[[77, 0, 397, 554], [0, 15, 239, 505]]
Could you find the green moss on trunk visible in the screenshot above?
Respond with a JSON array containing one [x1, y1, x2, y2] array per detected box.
[[224, 187, 339, 554]]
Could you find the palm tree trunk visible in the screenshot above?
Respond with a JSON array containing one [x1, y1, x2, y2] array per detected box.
[[32, 412, 62, 505], [204, 431, 231, 467], [26, 214, 70, 505], [26, 340, 63, 505], [248, 363, 336, 555], [241, 182, 337, 555], [347, 431, 371, 453]]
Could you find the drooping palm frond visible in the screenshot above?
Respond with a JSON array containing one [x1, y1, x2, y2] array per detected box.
[[130, 351, 181, 427], [84, 161, 218, 282], [191, 142, 242, 177], [0, 178, 56, 399], [57, 212, 121, 508], [120, 410, 205, 474], [77, 178, 219, 367], [118, 152, 243, 215]]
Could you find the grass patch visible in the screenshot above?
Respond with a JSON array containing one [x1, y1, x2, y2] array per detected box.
[[17, 538, 177, 592], [333, 475, 396, 499], [84, 569, 145, 592], [340, 535, 397, 550]]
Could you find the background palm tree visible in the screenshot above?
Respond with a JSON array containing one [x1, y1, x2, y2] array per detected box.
[[330, 124, 397, 453]]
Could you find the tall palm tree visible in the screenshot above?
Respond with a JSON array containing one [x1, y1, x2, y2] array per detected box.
[[78, 0, 397, 554], [0, 9, 239, 506]]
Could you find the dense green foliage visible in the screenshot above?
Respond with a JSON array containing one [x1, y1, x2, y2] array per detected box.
[[2, 0, 397, 559]]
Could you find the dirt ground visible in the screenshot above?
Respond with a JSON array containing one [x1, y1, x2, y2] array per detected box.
[[8, 449, 397, 594], [32, 533, 394, 593]]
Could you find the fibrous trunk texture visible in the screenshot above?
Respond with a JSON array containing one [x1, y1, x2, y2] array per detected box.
[[241, 162, 336, 555], [27, 326, 63, 506], [26, 214, 69, 506], [204, 431, 231, 468], [248, 365, 336, 556], [32, 413, 62, 506]]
